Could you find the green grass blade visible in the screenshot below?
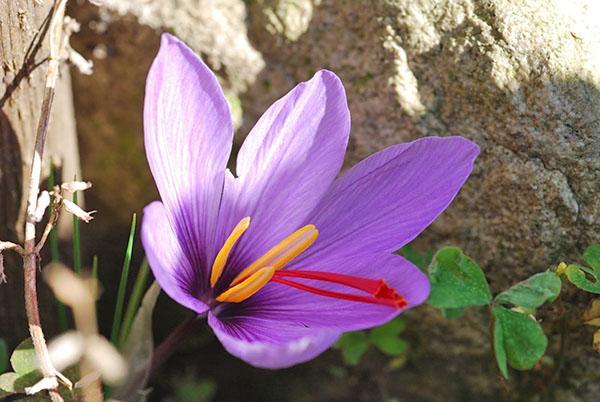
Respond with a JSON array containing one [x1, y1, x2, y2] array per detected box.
[[92, 255, 98, 281], [110, 213, 137, 345], [49, 165, 68, 331], [72, 190, 82, 275], [0, 338, 7, 373], [91, 255, 99, 301], [118, 258, 150, 346]]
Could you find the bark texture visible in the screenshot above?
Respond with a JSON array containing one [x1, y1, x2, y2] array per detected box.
[[74, 0, 600, 400], [0, 0, 80, 345]]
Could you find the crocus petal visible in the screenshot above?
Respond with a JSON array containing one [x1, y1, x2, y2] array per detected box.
[[208, 313, 340, 369], [298, 136, 479, 265], [144, 33, 233, 289], [142, 202, 209, 314], [216, 70, 350, 285], [220, 254, 428, 332]]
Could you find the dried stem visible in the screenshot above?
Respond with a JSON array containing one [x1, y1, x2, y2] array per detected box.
[[22, 1, 68, 401], [0, 240, 25, 255], [35, 193, 62, 253]]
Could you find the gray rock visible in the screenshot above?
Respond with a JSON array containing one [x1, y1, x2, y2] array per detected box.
[[99, 0, 265, 94], [243, 0, 600, 400], [89, 0, 600, 399]]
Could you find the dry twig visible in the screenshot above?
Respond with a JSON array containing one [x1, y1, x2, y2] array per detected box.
[[21, 1, 69, 400], [1, 1, 96, 399]]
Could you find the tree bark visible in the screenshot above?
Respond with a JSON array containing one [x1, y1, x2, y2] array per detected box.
[[0, 0, 80, 346]]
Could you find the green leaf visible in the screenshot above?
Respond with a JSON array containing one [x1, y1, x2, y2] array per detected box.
[[10, 339, 36, 375], [565, 264, 600, 294], [493, 312, 508, 379], [495, 272, 561, 310], [427, 247, 492, 309], [113, 282, 161, 401], [0, 372, 20, 395], [441, 307, 465, 320], [0, 339, 7, 373], [0, 339, 43, 398], [584, 244, 600, 268], [371, 336, 407, 356], [111, 213, 137, 345], [370, 318, 406, 338], [493, 306, 547, 374], [0, 371, 41, 396], [399, 246, 432, 271], [565, 244, 600, 294], [335, 332, 370, 366], [370, 318, 408, 356]]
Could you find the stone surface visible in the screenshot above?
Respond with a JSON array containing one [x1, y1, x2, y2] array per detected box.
[[99, 0, 264, 95], [74, 0, 600, 400], [239, 1, 600, 400]]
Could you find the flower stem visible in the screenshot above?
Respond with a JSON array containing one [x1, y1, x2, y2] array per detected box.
[[150, 315, 202, 374]]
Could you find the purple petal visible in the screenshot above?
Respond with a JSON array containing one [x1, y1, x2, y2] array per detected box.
[[298, 136, 479, 266], [141, 202, 209, 314], [219, 254, 428, 332], [216, 70, 350, 285], [208, 313, 340, 369], [144, 33, 233, 289]]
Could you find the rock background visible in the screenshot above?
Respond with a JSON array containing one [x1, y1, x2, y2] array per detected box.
[[69, 0, 600, 401]]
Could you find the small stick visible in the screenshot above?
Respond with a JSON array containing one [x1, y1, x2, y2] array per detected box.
[[22, 1, 69, 401], [35, 194, 62, 254], [0, 241, 25, 255]]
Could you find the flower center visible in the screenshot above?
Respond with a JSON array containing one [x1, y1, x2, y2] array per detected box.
[[210, 217, 406, 309]]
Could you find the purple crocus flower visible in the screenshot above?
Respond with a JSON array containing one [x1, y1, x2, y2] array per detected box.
[[141, 34, 479, 369]]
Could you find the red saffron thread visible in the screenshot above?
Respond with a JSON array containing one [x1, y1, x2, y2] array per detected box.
[[271, 270, 407, 308]]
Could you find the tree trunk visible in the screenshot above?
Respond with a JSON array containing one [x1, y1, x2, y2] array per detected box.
[[0, 0, 80, 346]]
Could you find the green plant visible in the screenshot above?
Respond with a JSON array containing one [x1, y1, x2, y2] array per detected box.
[[426, 246, 561, 378], [335, 317, 408, 366], [561, 244, 600, 293]]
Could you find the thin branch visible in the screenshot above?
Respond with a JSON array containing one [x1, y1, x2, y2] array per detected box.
[[22, 1, 69, 401], [0, 240, 25, 255], [35, 194, 62, 254]]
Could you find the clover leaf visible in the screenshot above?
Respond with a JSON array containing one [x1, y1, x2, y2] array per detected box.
[[495, 272, 561, 311], [565, 244, 600, 294], [427, 247, 492, 309], [492, 306, 547, 379]]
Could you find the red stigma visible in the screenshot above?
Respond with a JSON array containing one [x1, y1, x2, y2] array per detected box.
[[271, 270, 407, 308]]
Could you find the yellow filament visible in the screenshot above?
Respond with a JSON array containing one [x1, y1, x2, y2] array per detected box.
[[230, 225, 318, 286], [216, 266, 276, 303], [210, 217, 251, 287]]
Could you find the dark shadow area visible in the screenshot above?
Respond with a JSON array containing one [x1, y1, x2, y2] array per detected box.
[[0, 111, 22, 240], [0, 111, 27, 347]]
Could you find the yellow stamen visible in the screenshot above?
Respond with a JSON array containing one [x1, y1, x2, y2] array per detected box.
[[216, 266, 276, 303], [230, 225, 318, 286], [210, 217, 251, 287]]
